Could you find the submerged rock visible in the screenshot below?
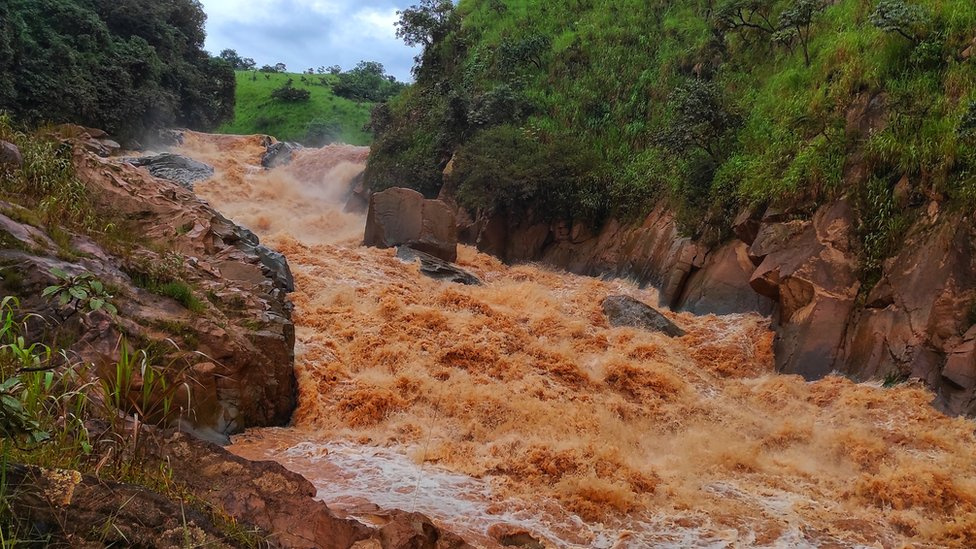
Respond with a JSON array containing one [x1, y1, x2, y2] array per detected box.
[[602, 295, 685, 337], [262, 141, 302, 169], [396, 246, 482, 285], [125, 153, 214, 190], [365, 187, 458, 262]]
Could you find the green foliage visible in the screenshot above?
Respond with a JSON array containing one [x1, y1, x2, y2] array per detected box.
[[0, 114, 94, 231], [270, 81, 312, 103], [778, 0, 828, 65], [156, 282, 205, 313], [452, 125, 606, 220], [218, 71, 373, 146], [960, 101, 976, 139], [42, 268, 118, 318], [852, 176, 911, 285], [870, 0, 931, 42], [367, 0, 976, 235], [0, 0, 235, 140], [332, 61, 406, 103], [657, 80, 739, 160]]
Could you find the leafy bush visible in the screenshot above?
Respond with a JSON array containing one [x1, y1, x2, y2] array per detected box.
[[452, 125, 606, 221], [870, 0, 931, 42], [332, 61, 406, 103], [270, 82, 311, 103], [42, 268, 118, 318], [305, 119, 342, 147]]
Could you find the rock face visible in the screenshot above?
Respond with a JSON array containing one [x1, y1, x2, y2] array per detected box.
[[125, 153, 215, 190], [451, 193, 976, 416], [602, 295, 686, 337], [263, 141, 302, 169], [396, 246, 482, 286], [4, 463, 236, 548], [5, 430, 471, 548], [0, 128, 297, 440], [365, 188, 459, 262], [749, 201, 861, 380], [0, 140, 22, 169]]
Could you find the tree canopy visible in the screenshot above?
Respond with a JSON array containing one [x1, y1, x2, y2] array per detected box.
[[0, 0, 235, 140]]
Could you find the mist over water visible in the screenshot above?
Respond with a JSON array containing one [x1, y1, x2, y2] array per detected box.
[[182, 132, 976, 548]]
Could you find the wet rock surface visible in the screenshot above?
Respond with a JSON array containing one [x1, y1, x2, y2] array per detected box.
[[262, 141, 302, 168], [396, 246, 482, 285], [0, 128, 297, 439], [602, 295, 685, 337], [453, 193, 976, 415], [125, 152, 215, 189], [365, 187, 459, 262]]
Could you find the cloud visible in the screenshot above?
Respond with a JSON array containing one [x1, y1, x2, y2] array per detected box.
[[199, 0, 419, 81]]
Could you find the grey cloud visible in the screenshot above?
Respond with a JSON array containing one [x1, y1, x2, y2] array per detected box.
[[200, 0, 419, 81]]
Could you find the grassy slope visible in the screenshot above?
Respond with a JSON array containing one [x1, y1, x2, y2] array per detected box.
[[369, 0, 976, 258], [218, 71, 374, 145]]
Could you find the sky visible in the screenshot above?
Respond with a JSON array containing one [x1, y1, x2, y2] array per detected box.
[[198, 0, 420, 81]]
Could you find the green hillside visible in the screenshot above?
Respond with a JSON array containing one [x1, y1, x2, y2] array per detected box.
[[218, 71, 374, 146], [366, 0, 976, 267]]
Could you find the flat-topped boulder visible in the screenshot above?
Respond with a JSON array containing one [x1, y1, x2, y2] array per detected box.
[[364, 187, 458, 262]]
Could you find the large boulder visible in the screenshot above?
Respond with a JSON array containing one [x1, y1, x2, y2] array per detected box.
[[125, 153, 215, 190], [0, 140, 22, 170], [364, 188, 458, 262], [602, 295, 685, 337], [262, 141, 302, 169]]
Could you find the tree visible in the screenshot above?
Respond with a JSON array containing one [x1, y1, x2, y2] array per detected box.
[[657, 80, 737, 161], [333, 61, 406, 102], [870, 0, 930, 43], [219, 49, 243, 68], [328, 65, 342, 75], [0, 0, 235, 139], [274, 62, 287, 73], [395, 0, 455, 48], [241, 57, 256, 70], [713, 0, 776, 36], [778, 0, 827, 66]]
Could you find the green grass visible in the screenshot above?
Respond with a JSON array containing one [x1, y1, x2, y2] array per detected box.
[[217, 71, 375, 145]]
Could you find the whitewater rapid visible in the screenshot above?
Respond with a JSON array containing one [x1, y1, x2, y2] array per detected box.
[[181, 132, 976, 548]]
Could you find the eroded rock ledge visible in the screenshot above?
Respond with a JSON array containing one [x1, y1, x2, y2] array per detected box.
[[453, 199, 976, 416]]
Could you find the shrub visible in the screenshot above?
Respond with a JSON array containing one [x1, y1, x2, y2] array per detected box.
[[270, 83, 311, 103], [305, 119, 343, 147]]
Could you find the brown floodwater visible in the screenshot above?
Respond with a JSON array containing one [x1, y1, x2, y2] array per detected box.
[[180, 132, 976, 548]]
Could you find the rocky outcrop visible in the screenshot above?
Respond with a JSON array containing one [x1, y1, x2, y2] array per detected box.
[[0, 140, 22, 169], [263, 141, 302, 169], [125, 153, 215, 190], [602, 295, 685, 337], [454, 193, 976, 415], [0, 129, 297, 440], [749, 201, 861, 380], [5, 430, 471, 548], [840, 207, 976, 415], [365, 188, 459, 262], [4, 463, 236, 548], [473, 204, 770, 315], [396, 246, 482, 286]]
